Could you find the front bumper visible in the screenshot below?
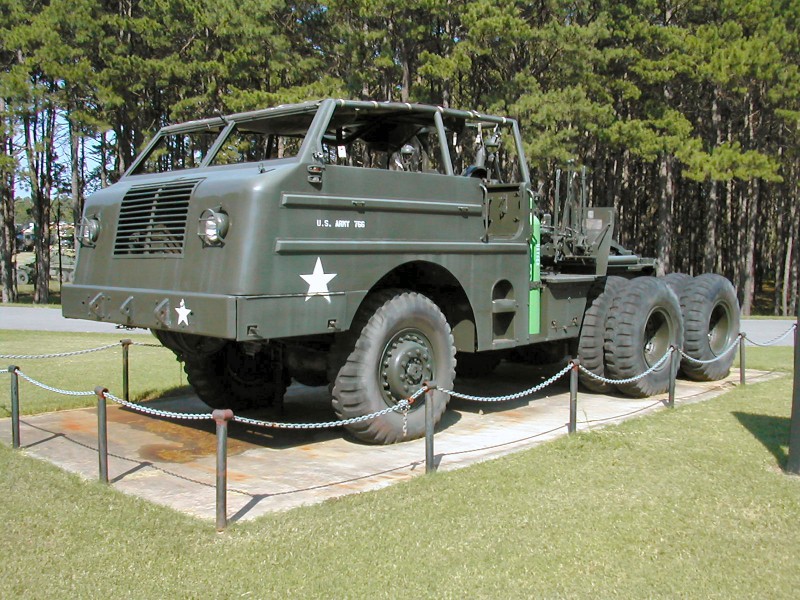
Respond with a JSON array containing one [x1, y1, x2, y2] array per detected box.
[[62, 284, 349, 341], [62, 284, 237, 338]]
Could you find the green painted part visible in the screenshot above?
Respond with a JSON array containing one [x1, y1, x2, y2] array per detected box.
[[529, 215, 541, 335]]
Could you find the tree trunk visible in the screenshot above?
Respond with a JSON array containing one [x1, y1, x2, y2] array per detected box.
[[739, 179, 758, 316], [69, 116, 85, 229], [99, 132, 109, 189], [656, 152, 674, 276], [22, 98, 56, 304], [786, 174, 800, 316], [0, 97, 17, 303], [783, 223, 794, 317], [704, 87, 723, 274]]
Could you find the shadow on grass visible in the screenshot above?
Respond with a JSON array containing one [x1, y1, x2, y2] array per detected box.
[[733, 411, 790, 467]]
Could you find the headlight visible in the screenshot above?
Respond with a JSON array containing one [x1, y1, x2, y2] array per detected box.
[[78, 216, 101, 247], [198, 208, 229, 246]]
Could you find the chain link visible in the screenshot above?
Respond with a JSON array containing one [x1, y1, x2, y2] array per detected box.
[[104, 392, 214, 420], [13, 369, 212, 419], [0, 343, 120, 360], [14, 369, 96, 397], [743, 323, 797, 347], [131, 342, 164, 348], [437, 363, 572, 402], [677, 335, 742, 365], [233, 386, 428, 431], [577, 349, 673, 385], [233, 399, 413, 430]]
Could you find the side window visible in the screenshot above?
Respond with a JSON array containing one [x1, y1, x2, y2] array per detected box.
[[320, 137, 391, 169], [320, 108, 447, 174], [450, 121, 522, 184]]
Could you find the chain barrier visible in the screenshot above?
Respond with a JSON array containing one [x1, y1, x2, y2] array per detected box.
[[5, 321, 795, 432], [105, 392, 214, 421], [577, 349, 672, 385], [437, 363, 572, 402], [677, 335, 742, 365], [743, 323, 797, 347], [0, 343, 120, 360], [8, 366, 428, 429], [233, 387, 428, 430], [13, 369, 96, 397]]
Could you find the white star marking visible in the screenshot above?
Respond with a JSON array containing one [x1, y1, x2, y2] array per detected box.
[[300, 257, 337, 303], [175, 299, 191, 326]]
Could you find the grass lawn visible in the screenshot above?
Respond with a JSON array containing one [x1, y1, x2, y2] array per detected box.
[[0, 335, 798, 597], [0, 330, 188, 414]]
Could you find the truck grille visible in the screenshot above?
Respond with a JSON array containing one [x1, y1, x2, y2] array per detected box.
[[114, 179, 201, 256]]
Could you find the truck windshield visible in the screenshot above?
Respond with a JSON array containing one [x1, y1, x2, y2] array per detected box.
[[133, 127, 224, 175], [131, 110, 317, 175]]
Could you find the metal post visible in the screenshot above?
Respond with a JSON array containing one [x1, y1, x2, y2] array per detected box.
[[121, 339, 132, 403], [739, 333, 746, 386], [95, 386, 109, 484], [213, 409, 234, 531], [787, 314, 800, 474], [424, 385, 435, 474], [9, 366, 19, 449], [569, 359, 579, 434], [668, 346, 677, 409]]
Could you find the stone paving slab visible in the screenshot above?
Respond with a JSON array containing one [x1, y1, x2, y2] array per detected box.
[[0, 363, 780, 523]]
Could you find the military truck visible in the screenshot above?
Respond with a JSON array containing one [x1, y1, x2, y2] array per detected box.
[[63, 99, 740, 444]]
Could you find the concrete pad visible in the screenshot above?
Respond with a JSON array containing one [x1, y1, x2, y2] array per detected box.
[[0, 363, 781, 523]]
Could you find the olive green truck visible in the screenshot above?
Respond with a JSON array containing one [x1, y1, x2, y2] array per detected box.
[[63, 99, 740, 444]]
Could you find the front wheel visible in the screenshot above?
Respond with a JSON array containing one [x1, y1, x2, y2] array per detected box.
[[331, 289, 456, 444]]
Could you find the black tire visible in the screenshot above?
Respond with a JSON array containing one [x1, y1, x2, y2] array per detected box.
[[455, 351, 502, 378], [605, 277, 683, 397], [331, 289, 456, 444], [16, 270, 29, 285], [183, 343, 288, 411], [661, 272, 691, 295], [577, 276, 627, 392], [678, 274, 740, 381]]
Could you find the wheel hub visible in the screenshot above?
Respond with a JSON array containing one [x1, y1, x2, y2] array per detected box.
[[379, 330, 434, 407], [643, 309, 671, 367], [707, 302, 731, 354]]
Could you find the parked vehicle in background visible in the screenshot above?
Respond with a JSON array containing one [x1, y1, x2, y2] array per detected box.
[[16, 249, 76, 285]]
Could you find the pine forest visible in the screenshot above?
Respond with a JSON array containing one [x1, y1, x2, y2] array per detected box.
[[1, 0, 798, 315]]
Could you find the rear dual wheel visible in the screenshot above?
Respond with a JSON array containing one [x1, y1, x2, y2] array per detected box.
[[604, 277, 683, 398], [577, 275, 627, 392], [678, 274, 740, 381]]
